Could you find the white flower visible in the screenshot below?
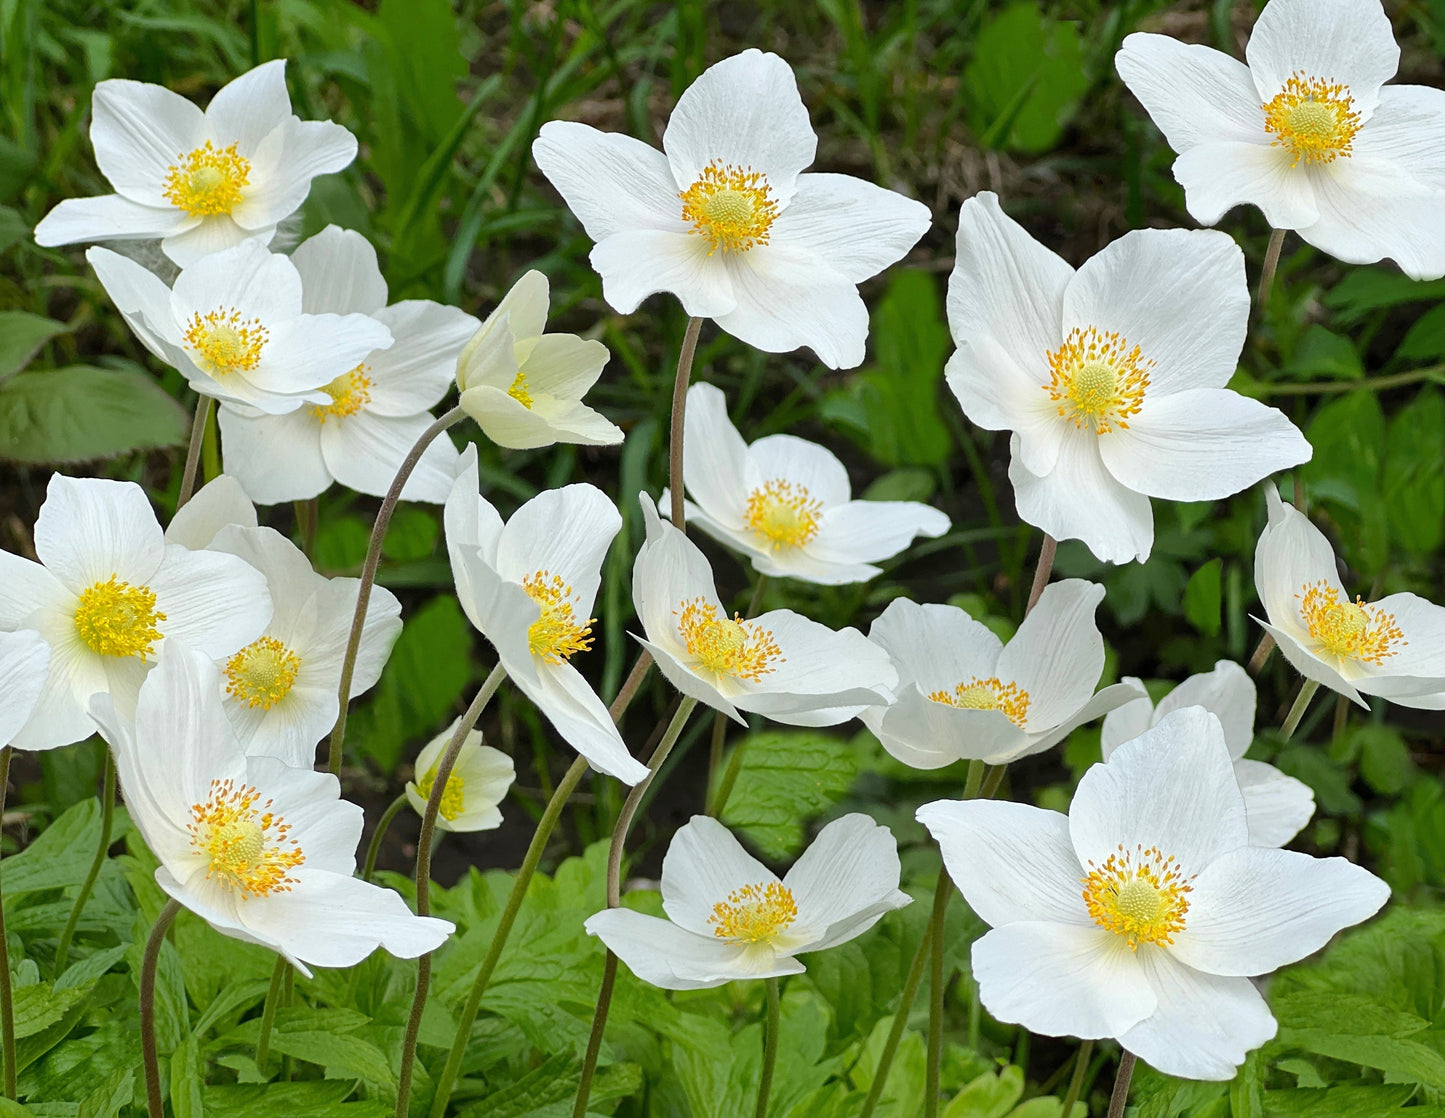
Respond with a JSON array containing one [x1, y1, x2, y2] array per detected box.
[[162, 475, 258, 551], [633, 497, 897, 727], [404, 716, 516, 833], [0, 474, 271, 751], [0, 631, 50, 748], [586, 813, 910, 990], [861, 584, 1144, 767], [918, 707, 1389, 1081], [532, 49, 931, 369], [1254, 486, 1445, 708], [455, 270, 622, 451], [444, 446, 648, 784], [1116, 0, 1445, 280], [91, 646, 453, 976], [946, 192, 1311, 565], [219, 226, 477, 504], [205, 523, 402, 768], [1102, 660, 1314, 847], [665, 383, 949, 584], [87, 238, 392, 415], [35, 61, 357, 268]]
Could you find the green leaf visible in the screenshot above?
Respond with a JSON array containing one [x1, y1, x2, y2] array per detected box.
[[0, 310, 68, 382], [0, 366, 188, 464], [221, 1008, 396, 1090], [1381, 387, 1445, 557], [313, 514, 371, 574], [170, 1035, 205, 1118], [1354, 724, 1414, 795], [77, 1067, 134, 1118], [1396, 304, 1445, 360], [0, 205, 28, 255], [11, 982, 90, 1040], [943, 1065, 1024, 1118], [1286, 325, 1363, 382], [205, 1082, 386, 1117], [1260, 1085, 1416, 1117], [1300, 390, 1388, 574], [1325, 268, 1445, 324], [719, 731, 860, 859], [1182, 558, 1223, 637], [382, 504, 439, 561], [3, 798, 106, 896]]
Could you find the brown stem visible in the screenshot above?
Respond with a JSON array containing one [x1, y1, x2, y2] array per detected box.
[[177, 395, 214, 510], [1247, 632, 1275, 676], [1060, 1038, 1093, 1118], [1257, 228, 1286, 310], [1107, 1051, 1137, 1118], [141, 898, 183, 1118], [1025, 535, 1056, 615], [857, 922, 932, 1118]]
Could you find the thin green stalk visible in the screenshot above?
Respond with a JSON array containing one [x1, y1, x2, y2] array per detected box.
[[396, 663, 507, 1118], [362, 793, 409, 883], [706, 575, 768, 815], [924, 873, 952, 1118], [177, 395, 213, 510], [1107, 1051, 1137, 1118], [857, 922, 931, 1118], [327, 405, 467, 775], [0, 748, 13, 1099], [54, 751, 115, 974], [1281, 679, 1320, 740], [668, 317, 704, 530], [755, 977, 781, 1118], [1258, 364, 1444, 397], [294, 498, 318, 560], [141, 898, 182, 1118], [1059, 1038, 1093, 1118], [1247, 632, 1275, 675], [255, 954, 287, 1073], [705, 711, 728, 814], [1257, 228, 1285, 309], [1332, 693, 1350, 742]]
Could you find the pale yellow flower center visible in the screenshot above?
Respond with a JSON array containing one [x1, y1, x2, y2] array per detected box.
[[927, 677, 1030, 726], [1299, 580, 1405, 665], [745, 479, 822, 550], [1263, 73, 1361, 166], [1083, 844, 1192, 950], [309, 365, 373, 423], [416, 766, 467, 822], [677, 598, 783, 682], [184, 308, 269, 376], [508, 370, 533, 409], [189, 778, 304, 897], [225, 636, 302, 710], [708, 881, 798, 942], [522, 571, 594, 664], [74, 575, 166, 659], [1045, 326, 1152, 434], [163, 141, 251, 216], [679, 160, 779, 255]]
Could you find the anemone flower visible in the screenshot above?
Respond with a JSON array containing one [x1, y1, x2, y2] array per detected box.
[[404, 717, 516, 833], [0, 631, 51, 748]]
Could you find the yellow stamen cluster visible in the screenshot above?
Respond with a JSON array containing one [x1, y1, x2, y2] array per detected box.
[[679, 161, 779, 255], [708, 880, 798, 942], [507, 370, 534, 409], [522, 571, 594, 664], [1082, 843, 1192, 950], [224, 636, 302, 710], [189, 779, 304, 897], [1045, 327, 1152, 433], [309, 365, 372, 423], [1299, 580, 1404, 666], [416, 766, 467, 822], [162, 140, 251, 216], [1263, 73, 1361, 166], [677, 598, 783, 682], [927, 677, 1030, 727], [184, 308, 269, 376], [745, 479, 823, 551], [74, 576, 165, 659]]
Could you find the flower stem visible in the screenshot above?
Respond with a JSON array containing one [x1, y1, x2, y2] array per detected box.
[[1258, 364, 1445, 397], [361, 793, 409, 883], [0, 748, 13, 1099], [294, 498, 318, 560], [755, 976, 781, 1118], [1332, 693, 1350, 742], [327, 405, 467, 776], [1281, 678, 1320, 740], [141, 897, 182, 1118], [255, 954, 287, 1073], [857, 922, 932, 1118], [1059, 1038, 1093, 1118], [1107, 1050, 1137, 1118], [706, 574, 767, 815], [177, 395, 214, 511], [395, 662, 507, 1118], [54, 750, 116, 974], [1257, 228, 1285, 310], [1025, 533, 1057, 614], [669, 317, 704, 531], [924, 872, 952, 1118], [1247, 632, 1275, 675]]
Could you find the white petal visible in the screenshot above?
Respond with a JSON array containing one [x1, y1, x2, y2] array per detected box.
[[443, 445, 505, 566], [218, 406, 332, 505], [517, 662, 648, 784], [496, 483, 620, 614], [1260, 620, 1368, 707], [150, 546, 272, 659], [1254, 486, 1341, 643], [531, 120, 688, 242], [681, 382, 752, 529], [208, 522, 318, 622], [1355, 593, 1445, 688], [258, 312, 393, 398], [870, 685, 1023, 768], [745, 432, 852, 508], [13, 612, 107, 752], [231, 118, 357, 229], [306, 578, 401, 701], [636, 635, 743, 723], [716, 246, 868, 370], [998, 579, 1106, 730], [36, 195, 188, 246], [1246, 0, 1399, 116], [512, 333, 606, 400], [1014, 682, 1147, 763], [164, 216, 274, 268], [945, 333, 1063, 477], [1099, 680, 1154, 760], [1119, 949, 1277, 1081], [1353, 85, 1445, 192], [1009, 429, 1155, 565], [204, 60, 291, 154], [320, 411, 459, 504], [1235, 759, 1315, 847], [1100, 389, 1311, 501], [589, 228, 736, 318], [1155, 660, 1257, 761], [461, 386, 569, 450], [34, 474, 163, 593], [1298, 159, 1445, 280], [86, 246, 187, 364], [1172, 845, 1388, 975], [290, 224, 387, 315], [867, 598, 1003, 693], [918, 799, 1088, 927], [1063, 228, 1248, 396], [662, 49, 816, 205], [734, 610, 896, 705], [662, 814, 778, 935], [972, 922, 1156, 1039], [164, 474, 257, 549], [633, 496, 720, 652], [532, 399, 623, 446], [770, 173, 930, 283], [807, 500, 949, 568], [1115, 34, 1269, 149], [1070, 707, 1248, 871], [362, 300, 476, 411], [171, 238, 301, 327], [241, 756, 358, 872], [784, 814, 909, 951], [90, 78, 206, 208], [1173, 141, 1320, 229], [0, 631, 50, 747], [585, 908, 800, 990]]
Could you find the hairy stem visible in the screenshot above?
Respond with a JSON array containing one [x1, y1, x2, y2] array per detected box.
[[255, 954, 287, 1073], [1259, 364, 1445, 397], [1257, 228, 1285, 309], [361, 793, 409, 883], [1281, 678, 1320, 740], [924, 872, 953, 1118], [177, 395, 214, 510], [755, 976, 781, 1118], [54, 751, 116, 974], [856, 922, 932, 1118], [1059, 1038, 1094, 1118], [140, 898, 182, 1118], [1107, 1051, 1137, 1118], [1025, 534, 1057, 614], [668, 317, 704, 531], [1247, 632, 1275, 675]]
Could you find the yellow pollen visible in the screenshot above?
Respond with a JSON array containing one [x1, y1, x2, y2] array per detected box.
[[183, 307, 269, 376], [1263, 73, 1361, 166], [507, 370, 533, 409], [1045, 327, 1152, 433], [74, 576, 166, 659], [679, 161, 778, 255], [416, 766, 467, 822], [188, 779, 304, 897], [1299, 580, 1405, 666], [1083, 844, 1192, 950], [522, 571, 594, 664], [745, 479, 823, 551], [224, 636, 302, 710], [927, 677, 1030, 727], [162, 141, 251, 216], [677, 598, 783, 682], [309, 365, 372, 423], [708, 881, 798, 942]]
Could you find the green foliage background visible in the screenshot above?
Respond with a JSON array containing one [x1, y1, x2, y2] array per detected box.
[[0, 0, 1443, 1114]]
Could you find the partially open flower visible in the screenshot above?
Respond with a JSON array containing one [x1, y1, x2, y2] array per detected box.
[[404, 716, 516, 833], [0, 631, 50, 748]]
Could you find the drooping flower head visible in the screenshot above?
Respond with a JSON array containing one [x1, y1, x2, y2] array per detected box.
[[0, 631, 51, 748], [946, 192, 1311, 564], [533, 49, 932, 369], [404, 716, 516, 833], [1117, 0, 1445, 279], [220, 226, 477, 503], [919, 707, 1388, 1080], [35, 61, 358, 267], [586, 813, 910, 989], [863, 584, 1144, 768]]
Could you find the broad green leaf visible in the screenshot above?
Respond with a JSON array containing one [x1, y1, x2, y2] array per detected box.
[[1326, 268, 1445, 323], [1260, 1085, 1417, 1116], [382, 503, 439, 561], [1182, 558, 1223, 637], [1354, 724, 1414, 795], [205, 1082, 385, 1117], [1396, 304, 1445, 360], [943, 1065, 1024, 1118], [170, 1035, 205, 1118], [719, 731, 860, 859], [313, 514, 371, 573], [0, 310, 67, 382], [962, 5, 1091, 154], [0, 365, 188, 464], [221, 1007, 396, 1090], [1285, 325, 1363, 382], [1381, 387, 1445, 557], [1300, 390, 1388, 574], [2, 798, 105, 896], [11, 983, 90, 1040], [0, 205, 27, 255], [77, 1067, 133, 1118]]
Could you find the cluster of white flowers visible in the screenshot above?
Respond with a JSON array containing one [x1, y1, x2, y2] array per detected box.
[[3, 0, 1434, 1092]]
